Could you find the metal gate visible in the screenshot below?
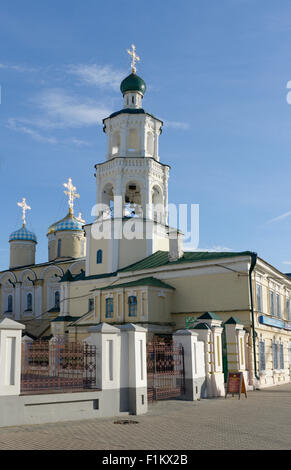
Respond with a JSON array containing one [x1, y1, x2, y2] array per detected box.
[[21, 338, 97, 394], [147, 341, 185, 402]]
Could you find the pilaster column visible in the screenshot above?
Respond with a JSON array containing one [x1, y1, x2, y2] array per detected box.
[[14, 282, 21, 320], [34, 280, 43, 319], [120, 125, 127, 157], [140, 127, 146, 157]]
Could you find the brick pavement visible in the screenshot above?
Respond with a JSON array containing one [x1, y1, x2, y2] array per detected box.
[[0, 383, 291, 450]]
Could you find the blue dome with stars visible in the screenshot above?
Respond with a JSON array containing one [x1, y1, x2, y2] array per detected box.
[[47, 210, 84, 235], [9, 225, 37, 243]]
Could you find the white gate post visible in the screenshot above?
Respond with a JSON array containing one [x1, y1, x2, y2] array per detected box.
[[193, 313, 225, 397], [0, 318, 25, 396], [89, 323, 121, 391], [224, 317, 249, 388], [120, 323, 148, 415], [173, 329, 206, 400]]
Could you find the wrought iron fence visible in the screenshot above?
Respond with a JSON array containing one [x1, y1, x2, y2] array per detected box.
[[21, 338, 97, 394], [147, 341, 185, 402]]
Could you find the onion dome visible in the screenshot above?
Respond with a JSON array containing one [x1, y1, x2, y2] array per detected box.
[[9, 225, 37, 243], [47, 209, 83, 235], [120, 73, 146, 96]]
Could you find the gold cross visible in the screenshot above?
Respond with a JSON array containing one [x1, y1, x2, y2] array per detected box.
[[63, 177, 80, 213], [17, 197, 31, 227], [127, 44, 140, 74]]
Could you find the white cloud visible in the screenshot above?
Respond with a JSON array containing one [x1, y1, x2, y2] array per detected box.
[[267, 210, 291, 224], [7, 88, 113, 146], [7, 119, 58, 144], [189, 245, 233, 252], [34, 89, 112, 129], [282, 261, 291, 265], [0, 63, 37, 73], [162, 120, 190, 130], [66, 64, 125, 91]]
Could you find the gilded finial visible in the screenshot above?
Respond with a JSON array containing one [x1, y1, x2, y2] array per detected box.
[[63, 177, 80, 215], [17, 197, 31, 227], [127, 44, 140, 74]]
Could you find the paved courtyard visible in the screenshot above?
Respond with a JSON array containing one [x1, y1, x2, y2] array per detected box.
[[0, 383, 291, 450]]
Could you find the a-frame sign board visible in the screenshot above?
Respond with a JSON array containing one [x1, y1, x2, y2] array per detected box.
[[225, 372, 247, 399]]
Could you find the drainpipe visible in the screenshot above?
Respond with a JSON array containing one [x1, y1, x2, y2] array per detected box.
[[249, 252, 259, 382]]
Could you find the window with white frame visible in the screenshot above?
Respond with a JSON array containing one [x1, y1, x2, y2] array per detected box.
[[128, 295, 137, 317], [259, 340, 266, 371], [279, 343, 284, 370], [289, 343, 291, 368], [105, 297, 113, 318], [57, 239, 62, 258], [26, 293, 32, 311], [88, 298, 94, 312], [270, 291, 275, 316], [287, 298, 291, 321], [276, 294, 281, 317], [256, 284, 262, 312], [54, 291, 60, 309], [273, 341, 279, 370], [7, 294, 13, 313]]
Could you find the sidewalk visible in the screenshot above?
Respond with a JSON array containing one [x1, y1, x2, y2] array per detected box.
[[0, 383, 291, 450]]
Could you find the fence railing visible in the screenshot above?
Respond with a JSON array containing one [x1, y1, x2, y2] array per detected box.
[[147, 341, 185, 402], [21, 338, 97, 394]]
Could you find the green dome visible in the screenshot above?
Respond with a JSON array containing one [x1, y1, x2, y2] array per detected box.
[[120, 73, 146, 96]]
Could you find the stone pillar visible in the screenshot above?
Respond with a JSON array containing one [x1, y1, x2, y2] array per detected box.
[[89, 322, 148, 415], [89, 323, 121, 391], [0, 318, 25, 396], [224, 317, 249, 389], [173, 329, 206, 400], [120, 324, 148, 415], [193, 315, 225, 397]]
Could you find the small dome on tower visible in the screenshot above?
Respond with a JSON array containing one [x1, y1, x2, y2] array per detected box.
[[47, 210, 83, 235], [9, 226, 37, 243], [120, 73, 146, 96]]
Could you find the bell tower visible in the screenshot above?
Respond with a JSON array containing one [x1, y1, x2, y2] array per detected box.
[[85, 45, 171, 276]]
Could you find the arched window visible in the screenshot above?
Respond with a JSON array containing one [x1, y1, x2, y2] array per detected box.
[[106, 298, 113, 318], [27, 293, 32, 311], [97, 249, 103, 264], [128, 295, 137, 317], [55, 291, 60, 309], [57, 239, 62, 258], [7, 295, 13, 312]]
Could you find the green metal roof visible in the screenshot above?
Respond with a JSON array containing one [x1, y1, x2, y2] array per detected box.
[[99, 276, 175, 291], [197, 312, 222, 321], [119, 250, 255, 273], [59, 269, 74, 282], [193, 322, 211, 330], [61, 250, 255, 284], [224, 316, 244, 325], [104, 108, 163, 124], [120, 73, 146, 95], [51, 316, 82, 323]]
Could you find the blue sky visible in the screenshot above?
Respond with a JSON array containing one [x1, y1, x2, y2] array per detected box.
[[1, 0, 291, 272]]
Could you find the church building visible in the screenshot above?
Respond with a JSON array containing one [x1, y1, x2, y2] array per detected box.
[[1, 46, 291, 390]]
